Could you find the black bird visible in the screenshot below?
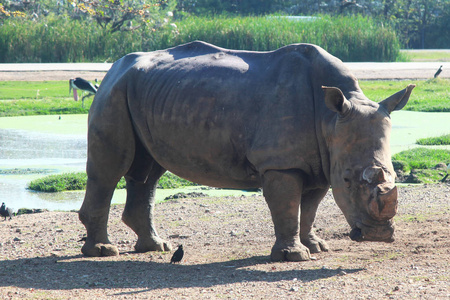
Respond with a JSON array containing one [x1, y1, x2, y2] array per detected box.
[[441, 163, 450, 182], [69, 77, 97, 108], [0, 202, 13, 221], [434, 65, 443, 78], [170, 245, 184, 263]]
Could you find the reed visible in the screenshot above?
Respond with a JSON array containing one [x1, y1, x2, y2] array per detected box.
[[1, 14, 399, 63]]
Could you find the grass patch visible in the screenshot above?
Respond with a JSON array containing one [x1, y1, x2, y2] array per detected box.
[[417, 134, 450, 145], [28, 172, 197, 192], [392, 148, 450, 171], [359, 78, 450, 112], [1, 78, 449, 117], [0, 81, 93, 116], [392, 148, 450, 183], [400, 50, 450, 62]]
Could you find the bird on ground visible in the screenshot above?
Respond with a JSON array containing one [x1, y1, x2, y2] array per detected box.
[[170, 245, 184, 263], [0, 202, 13, 220], [434, 65, 443, 78], [441, 163, 450, 182], [69, 77, 97, 108]]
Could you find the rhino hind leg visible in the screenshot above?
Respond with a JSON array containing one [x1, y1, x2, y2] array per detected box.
[[79, 156, 133, 257], [300, 188, 329, 253], [122, 139, 172, 253], [262, 169, 311, 261]]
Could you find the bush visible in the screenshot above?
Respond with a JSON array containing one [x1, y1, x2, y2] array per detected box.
[[28, 172, 196, 192], [0, 14, 400, 63]]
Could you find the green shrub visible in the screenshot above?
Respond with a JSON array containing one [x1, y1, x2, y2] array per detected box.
[[0, 14, 400, 63]]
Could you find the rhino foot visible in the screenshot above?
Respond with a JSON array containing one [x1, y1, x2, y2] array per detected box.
[[134, 236, 172, 253], [271, 244, 311, 262], [82, 242, 119, 257], [301, 233, 329, 254]]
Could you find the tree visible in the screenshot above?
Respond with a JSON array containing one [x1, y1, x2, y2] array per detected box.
[[70, 0, 177, 33]]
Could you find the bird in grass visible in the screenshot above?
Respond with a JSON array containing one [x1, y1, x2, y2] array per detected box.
[[69, 77, 97, 108], [0, 202, 13, 221], [170, 245, 184, 264], [434, 65, 443, 78], [441, 163, 450, 182]]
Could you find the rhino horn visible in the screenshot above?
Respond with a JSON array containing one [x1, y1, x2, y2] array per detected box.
[[379, 84, 415, 113], [369, 185, 398, 221]]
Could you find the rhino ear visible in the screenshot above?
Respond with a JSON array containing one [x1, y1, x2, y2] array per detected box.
[[322, 86, 351, 115], [379, 84, 416, 114]]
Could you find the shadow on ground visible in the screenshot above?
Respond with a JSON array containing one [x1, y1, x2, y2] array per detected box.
[[0, 254, 364, 292]]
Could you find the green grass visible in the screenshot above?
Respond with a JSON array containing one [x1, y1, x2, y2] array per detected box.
[[1, 78, 448, 117], [392, 148, 450, 171], [400, 50, 450, 62], [28, 172, 197, 192], [1, 14, 400, 63], [359, 78, 450, 112], [392, 147, 450, 183], [0, 81, 69, 99], [165, 15, 400, 62], [417, 134, 450, 145], [0, 81, 93, 116]]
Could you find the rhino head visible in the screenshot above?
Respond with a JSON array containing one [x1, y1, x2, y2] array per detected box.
[[322, 84, 415, 243]]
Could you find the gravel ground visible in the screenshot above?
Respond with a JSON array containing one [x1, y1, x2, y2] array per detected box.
[[0, 183, 449, 299]]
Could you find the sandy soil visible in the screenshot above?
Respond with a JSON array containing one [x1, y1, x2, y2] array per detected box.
[[0, 183, 449, 299]]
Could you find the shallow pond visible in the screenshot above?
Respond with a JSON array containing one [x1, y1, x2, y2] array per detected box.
[[0, 112, 449, 211]]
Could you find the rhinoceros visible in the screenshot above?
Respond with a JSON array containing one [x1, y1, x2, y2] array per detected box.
[[79, 41, 415, 261]]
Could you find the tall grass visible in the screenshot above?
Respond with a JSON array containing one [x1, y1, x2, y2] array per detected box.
[[1, 14, 399, 63], [164, 15, 400, 62]]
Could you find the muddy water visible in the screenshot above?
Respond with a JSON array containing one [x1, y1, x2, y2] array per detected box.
[[0, 128, 87, 211]]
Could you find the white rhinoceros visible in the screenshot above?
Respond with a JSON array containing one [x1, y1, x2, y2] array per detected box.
[[79, 41, 414, 261]]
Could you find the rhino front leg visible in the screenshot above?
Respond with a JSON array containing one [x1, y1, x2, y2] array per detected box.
[[300, 188, 329, 253], [263, 169, 310, 261], [122, 160, 172, 253]]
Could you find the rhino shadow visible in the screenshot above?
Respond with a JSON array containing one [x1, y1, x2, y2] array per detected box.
[[0, 254, 363, 292]]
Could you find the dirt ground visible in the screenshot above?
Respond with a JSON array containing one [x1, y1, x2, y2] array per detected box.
[[0, 183, 449, 299]]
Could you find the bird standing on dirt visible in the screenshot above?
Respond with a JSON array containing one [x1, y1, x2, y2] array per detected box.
[[441, 163, 450, 182], [0, 202, 13, 220], [170, 245, 184, 264], [434, 65, 443, 78]]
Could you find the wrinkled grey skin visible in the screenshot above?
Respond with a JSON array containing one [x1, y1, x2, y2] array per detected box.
[[79, 41, 415, 261]]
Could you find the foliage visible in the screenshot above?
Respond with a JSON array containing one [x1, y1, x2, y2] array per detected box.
[[417, 134, 450, 146], [28, 172, 88, 192], [0, 14, 399, 62], [0, 0, 176, 33], [158, 172, 198, 189], [162, 15, 400, 62], [359, 78, 450, 112], [28, 171, 196, 192], [177, 0, 450, 49]]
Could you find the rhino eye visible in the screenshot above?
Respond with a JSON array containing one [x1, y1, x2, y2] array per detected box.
[[343, 169, 352, 188], [344, 177, 351, 188]]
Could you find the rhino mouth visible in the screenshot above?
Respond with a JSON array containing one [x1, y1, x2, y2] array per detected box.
[[350, 221, 395, 243]]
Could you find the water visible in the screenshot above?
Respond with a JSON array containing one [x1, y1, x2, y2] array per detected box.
[[0, 128, 87, 211]]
